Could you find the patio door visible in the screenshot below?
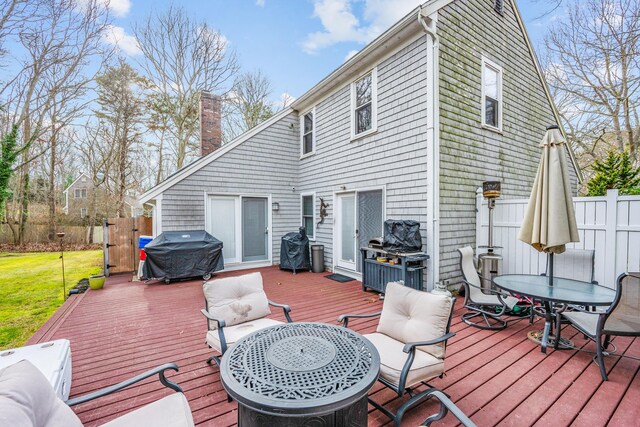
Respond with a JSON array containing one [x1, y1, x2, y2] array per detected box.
[[336, 189, 383, 272], [242, 197, 268, 262], [207, 196, 240, 264], [207, 195, 269, 265]]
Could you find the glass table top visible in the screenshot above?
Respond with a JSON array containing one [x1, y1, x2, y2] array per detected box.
[[493, 274, 616, 306]]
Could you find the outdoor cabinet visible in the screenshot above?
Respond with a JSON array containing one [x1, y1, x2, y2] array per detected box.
[[360, 247, 429, 293]]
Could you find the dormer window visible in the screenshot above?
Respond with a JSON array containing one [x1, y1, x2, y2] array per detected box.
[[350, 68, 378, 139], [300, 108, 315, 157]]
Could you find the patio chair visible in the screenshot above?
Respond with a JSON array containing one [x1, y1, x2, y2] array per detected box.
[[0, 360, 194, 426], [201, 272, 293, 366], [562, 272, 640, 381], [458, 246, 519, 330], [338, 281, 455, 427], [536, 248, 598, 326]]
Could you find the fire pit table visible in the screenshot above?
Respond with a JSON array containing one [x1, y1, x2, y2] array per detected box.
[[220, 322, 380, 426]]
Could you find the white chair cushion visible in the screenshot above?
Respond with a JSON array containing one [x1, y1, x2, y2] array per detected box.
[[377, 282, 453, 359], [206, 318, 283, 352], [364, 333, 444, 388], [203, 272, 271, 329], [563, 311, 600, 336], [0, 360, 82, 427], [101, 392, 194, 427]]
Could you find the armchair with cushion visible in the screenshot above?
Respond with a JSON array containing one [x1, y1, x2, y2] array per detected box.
[[562, 272, 640, 381], [338, 281, 455, 427], [202, 272, 293, 366], [458, 246, 519, 330], [0, 360, 194, 427]]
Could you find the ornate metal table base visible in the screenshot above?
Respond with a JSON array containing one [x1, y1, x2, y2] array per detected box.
[[527, 330, 574, 350], [238, 395, 368, 427]]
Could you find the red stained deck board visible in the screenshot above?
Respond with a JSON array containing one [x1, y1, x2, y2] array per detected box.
[[28, 266, 639, 427]]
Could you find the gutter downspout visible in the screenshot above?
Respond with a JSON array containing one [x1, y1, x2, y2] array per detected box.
[[419, 8, 440, 290]]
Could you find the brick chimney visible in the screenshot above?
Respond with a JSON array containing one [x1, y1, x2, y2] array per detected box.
[[199, 91, 222, 157]]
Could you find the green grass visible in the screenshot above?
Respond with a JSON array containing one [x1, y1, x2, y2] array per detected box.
[[0, 250, 103, 350]]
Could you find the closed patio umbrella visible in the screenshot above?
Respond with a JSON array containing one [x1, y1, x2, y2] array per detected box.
[[518, 125, 579, 285]]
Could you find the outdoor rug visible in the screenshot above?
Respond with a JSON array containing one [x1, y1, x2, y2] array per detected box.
[[325, 274, 355, 283]]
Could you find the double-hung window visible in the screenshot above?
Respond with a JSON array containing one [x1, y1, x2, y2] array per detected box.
[[301, 194, 315, 240], [351, 68, 377, 139], [481, 57, 503, 131], [80, 208, 87, 218], [75, 189, 87, 198], [300, 108, 315, 157]]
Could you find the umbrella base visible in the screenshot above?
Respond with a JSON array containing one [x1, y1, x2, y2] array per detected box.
[[527, 330, 574, 350]]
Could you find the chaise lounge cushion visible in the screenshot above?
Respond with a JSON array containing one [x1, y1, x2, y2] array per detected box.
[[363, 332, 444, 388], [206, 318, 282, 352], [0, 360, 82, 427], [203, 272, 271, 329], [101, 392, 194, 427], [376, 282, 453, 359]]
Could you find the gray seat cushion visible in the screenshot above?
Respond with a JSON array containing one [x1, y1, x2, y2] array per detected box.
[[0, 360, 82, 427], [563, 311, 600, 336], [101, 393, 194, 427]]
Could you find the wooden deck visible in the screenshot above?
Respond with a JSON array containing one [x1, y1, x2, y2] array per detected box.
[[28, 266, 639, 426]]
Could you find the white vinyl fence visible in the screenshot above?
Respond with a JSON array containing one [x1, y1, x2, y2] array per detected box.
[[476, 189, 640, 289]]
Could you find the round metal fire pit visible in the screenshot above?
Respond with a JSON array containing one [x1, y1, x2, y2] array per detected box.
[[220, 322, 380, 426]]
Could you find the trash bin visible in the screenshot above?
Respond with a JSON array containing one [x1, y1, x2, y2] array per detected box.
[[311, 245, 324, 273]]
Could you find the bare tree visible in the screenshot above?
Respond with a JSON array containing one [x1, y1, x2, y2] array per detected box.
[[543, 0, 640, 176], [223, 70, 274, 142], [135, 6, 239, 170], [95, 58, 147, 218], [0, 0, 110, 243]]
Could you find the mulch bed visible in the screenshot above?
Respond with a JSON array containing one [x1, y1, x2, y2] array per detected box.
[[0, 243, 102, 253]]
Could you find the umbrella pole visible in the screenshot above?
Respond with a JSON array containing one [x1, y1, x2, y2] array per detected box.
[[548, 252, 554, 287]]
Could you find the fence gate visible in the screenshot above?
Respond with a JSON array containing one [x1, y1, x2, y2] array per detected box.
[[104, 217, 152, 276]]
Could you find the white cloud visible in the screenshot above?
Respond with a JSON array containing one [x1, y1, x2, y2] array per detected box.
[[344, 49, 358, 61], [256, 0, 265, 6], [103, 25, 141, 56], [279, 92, 295, 108], [104, 0, 131, 17], [302, 0, 422, 54], [301, 0, 369, 53]]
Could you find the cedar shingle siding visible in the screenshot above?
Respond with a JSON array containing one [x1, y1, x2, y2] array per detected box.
[[437, 0, 577, 286]]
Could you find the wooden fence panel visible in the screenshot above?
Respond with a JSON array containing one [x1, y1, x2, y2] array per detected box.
[[476, 189, 640, 289]]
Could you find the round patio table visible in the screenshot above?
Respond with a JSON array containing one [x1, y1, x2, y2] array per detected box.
[[220, 322, 380, 426], [493, 274, 615, 353]]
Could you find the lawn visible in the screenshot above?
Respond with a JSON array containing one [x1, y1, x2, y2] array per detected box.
[[0, 250, 103, 350]]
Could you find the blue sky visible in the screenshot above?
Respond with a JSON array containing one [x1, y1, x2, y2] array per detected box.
[[103, 0, 561, 104]]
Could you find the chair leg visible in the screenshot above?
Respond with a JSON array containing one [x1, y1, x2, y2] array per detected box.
[[595, 339, 609, 381], [206, 355, 220, 365], [603, 335, 611, 350]]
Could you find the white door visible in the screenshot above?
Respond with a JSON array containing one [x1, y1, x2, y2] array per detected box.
[[336, 193, 357, 270], [207, 196, 240, 263]]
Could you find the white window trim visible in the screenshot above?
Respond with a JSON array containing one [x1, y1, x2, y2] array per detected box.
[[300, 192, 316, 241], [481, 56, 503, 132], [350, 67, 378, 141], [80, 208, 87, 218], [300, 107, 316, 159]]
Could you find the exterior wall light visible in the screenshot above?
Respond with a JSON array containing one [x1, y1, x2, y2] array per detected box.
[[272, 202, 280, 211]]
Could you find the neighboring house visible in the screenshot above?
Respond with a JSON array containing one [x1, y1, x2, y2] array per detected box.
[[139, 0, 581, 289], [63, 173, 143, 221]]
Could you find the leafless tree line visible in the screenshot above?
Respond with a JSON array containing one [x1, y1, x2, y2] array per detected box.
[[0, 2, 284, 244]]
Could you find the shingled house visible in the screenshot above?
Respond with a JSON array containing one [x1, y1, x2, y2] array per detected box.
[[139, 0, 580, 289]]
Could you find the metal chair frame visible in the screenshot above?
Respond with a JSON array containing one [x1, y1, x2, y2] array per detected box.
[[458, 247, 513, 330], [562, 272, 640, 380], [339, 297, 456, 427]]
